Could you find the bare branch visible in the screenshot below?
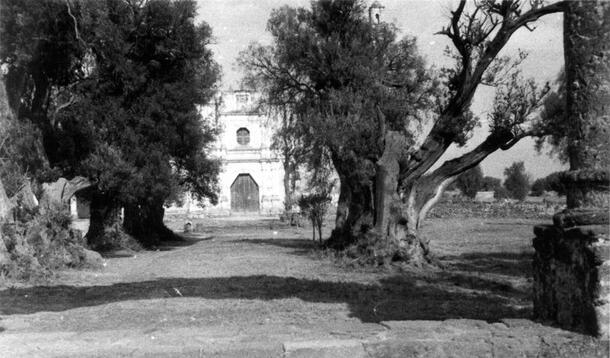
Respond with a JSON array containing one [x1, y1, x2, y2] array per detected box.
[[53, 95, 77, 115], [66, 0, 88, 49], [511, 1, 567, 30], [524, 23, 536, 32]]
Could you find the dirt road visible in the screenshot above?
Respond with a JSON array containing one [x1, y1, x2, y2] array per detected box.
[[0, 218, 606, 357]]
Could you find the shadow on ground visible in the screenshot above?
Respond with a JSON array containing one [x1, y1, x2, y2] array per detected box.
[[233, 238, 320, 255], [441, 252, 533, 277], [100, 235, 214, 257], [0, 268, 530, 323]]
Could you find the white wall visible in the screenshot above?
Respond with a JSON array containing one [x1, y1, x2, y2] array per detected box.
[[167, 90, 285, 217]]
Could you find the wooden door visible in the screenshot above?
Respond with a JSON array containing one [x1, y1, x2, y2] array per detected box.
[[230, 174, 259, 212]]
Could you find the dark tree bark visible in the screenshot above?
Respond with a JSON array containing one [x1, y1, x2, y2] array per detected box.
[[123, 201, 179, 247], [368, 127, 522, 265], [333, 172, 351, 231], [327, 156, 375, 249], [373, 131, 430, 265], [4, 67, 26, 116], [86, 192, 123, 251]]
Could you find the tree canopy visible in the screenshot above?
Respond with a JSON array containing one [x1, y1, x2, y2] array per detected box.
[[239, 0, 565, 264], [456, 165, 484, 198], [503, 161, 531, 201], [1, 0, 221, 248]]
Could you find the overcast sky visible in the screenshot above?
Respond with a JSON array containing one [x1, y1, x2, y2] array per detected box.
[[195, 0, 566, 179]]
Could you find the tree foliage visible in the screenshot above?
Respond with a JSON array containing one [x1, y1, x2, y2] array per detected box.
[[1, 0, 221, 248], [0, 0, 91, 174], [239, 0, 436, 245], [531, 171, 566, 196], [503, 161, 531, 201], [455, 165, 483, 198], [481, 176, 502, 191], [242, 0, 564, 264], [534, 70, 568, 162]]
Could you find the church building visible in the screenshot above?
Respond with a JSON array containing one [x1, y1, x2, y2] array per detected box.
[[169, 90, 285, 216]]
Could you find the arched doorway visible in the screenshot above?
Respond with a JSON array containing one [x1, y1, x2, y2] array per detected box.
[[230, 174, 259, 212]]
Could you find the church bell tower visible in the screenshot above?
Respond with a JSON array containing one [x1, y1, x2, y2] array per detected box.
[[368, 1, 384, 25]]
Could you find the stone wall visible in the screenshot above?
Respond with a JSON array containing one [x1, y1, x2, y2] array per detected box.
[[533, 223, 609, 338]]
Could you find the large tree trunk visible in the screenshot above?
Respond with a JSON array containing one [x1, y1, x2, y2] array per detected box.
[[333, 171, 351, 230], [373, 131, 431, 265], [86, 192, 123, 251], [343, 129, 508, 265], [327, 174, 374, 249], [123, 200, 179, 247]]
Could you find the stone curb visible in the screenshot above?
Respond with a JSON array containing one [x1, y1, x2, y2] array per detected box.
[[1, 320, 608, 358], [283, 339, 367, 358]]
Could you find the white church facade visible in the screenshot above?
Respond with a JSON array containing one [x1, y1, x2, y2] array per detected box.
[[167, 90, 285, 217]]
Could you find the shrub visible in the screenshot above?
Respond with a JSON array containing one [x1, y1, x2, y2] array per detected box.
[[494, 186, 510, 199], [0, 204, 100, 282], [298, 193, 332, 243]]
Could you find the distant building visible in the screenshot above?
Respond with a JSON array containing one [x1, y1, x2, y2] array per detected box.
[[168, 90, 285, 216], [474, 191, 495, 202]]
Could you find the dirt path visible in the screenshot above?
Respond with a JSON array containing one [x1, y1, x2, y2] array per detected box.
[[0, 218, 606, 357]]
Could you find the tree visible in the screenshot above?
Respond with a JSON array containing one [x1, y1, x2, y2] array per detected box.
[[240, 0, 565, 265], [530, 172, 567, 196], [455, 165, 483, 198], [67, 0, 221, 249], [2, 0, 221, 249], [503, 161, 530, 201], [298, 193, 332, 243], [268, 104, 304, 214], [545, 172, 567, 195], [240, 0, 438, 261], [0, 0, 92, 176], [481, 176, 502, 191], [530, 178, 546, 196]]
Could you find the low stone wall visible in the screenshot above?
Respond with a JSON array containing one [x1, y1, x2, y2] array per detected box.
[[429, 200, 560, 219], [533, 223, 610, 337]]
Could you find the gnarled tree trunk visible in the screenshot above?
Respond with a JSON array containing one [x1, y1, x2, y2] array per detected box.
[[123, 200, 178, 247], [86, 191, 123, 251], [372, 131, 441, 265], [327, 170, 375, 249], [334, 128, 519, 265]]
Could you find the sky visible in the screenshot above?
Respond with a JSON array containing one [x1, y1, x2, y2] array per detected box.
[[195, 0, 566, 180]]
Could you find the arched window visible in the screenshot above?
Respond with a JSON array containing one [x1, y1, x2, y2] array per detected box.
[[236, 128, 250, 145]]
